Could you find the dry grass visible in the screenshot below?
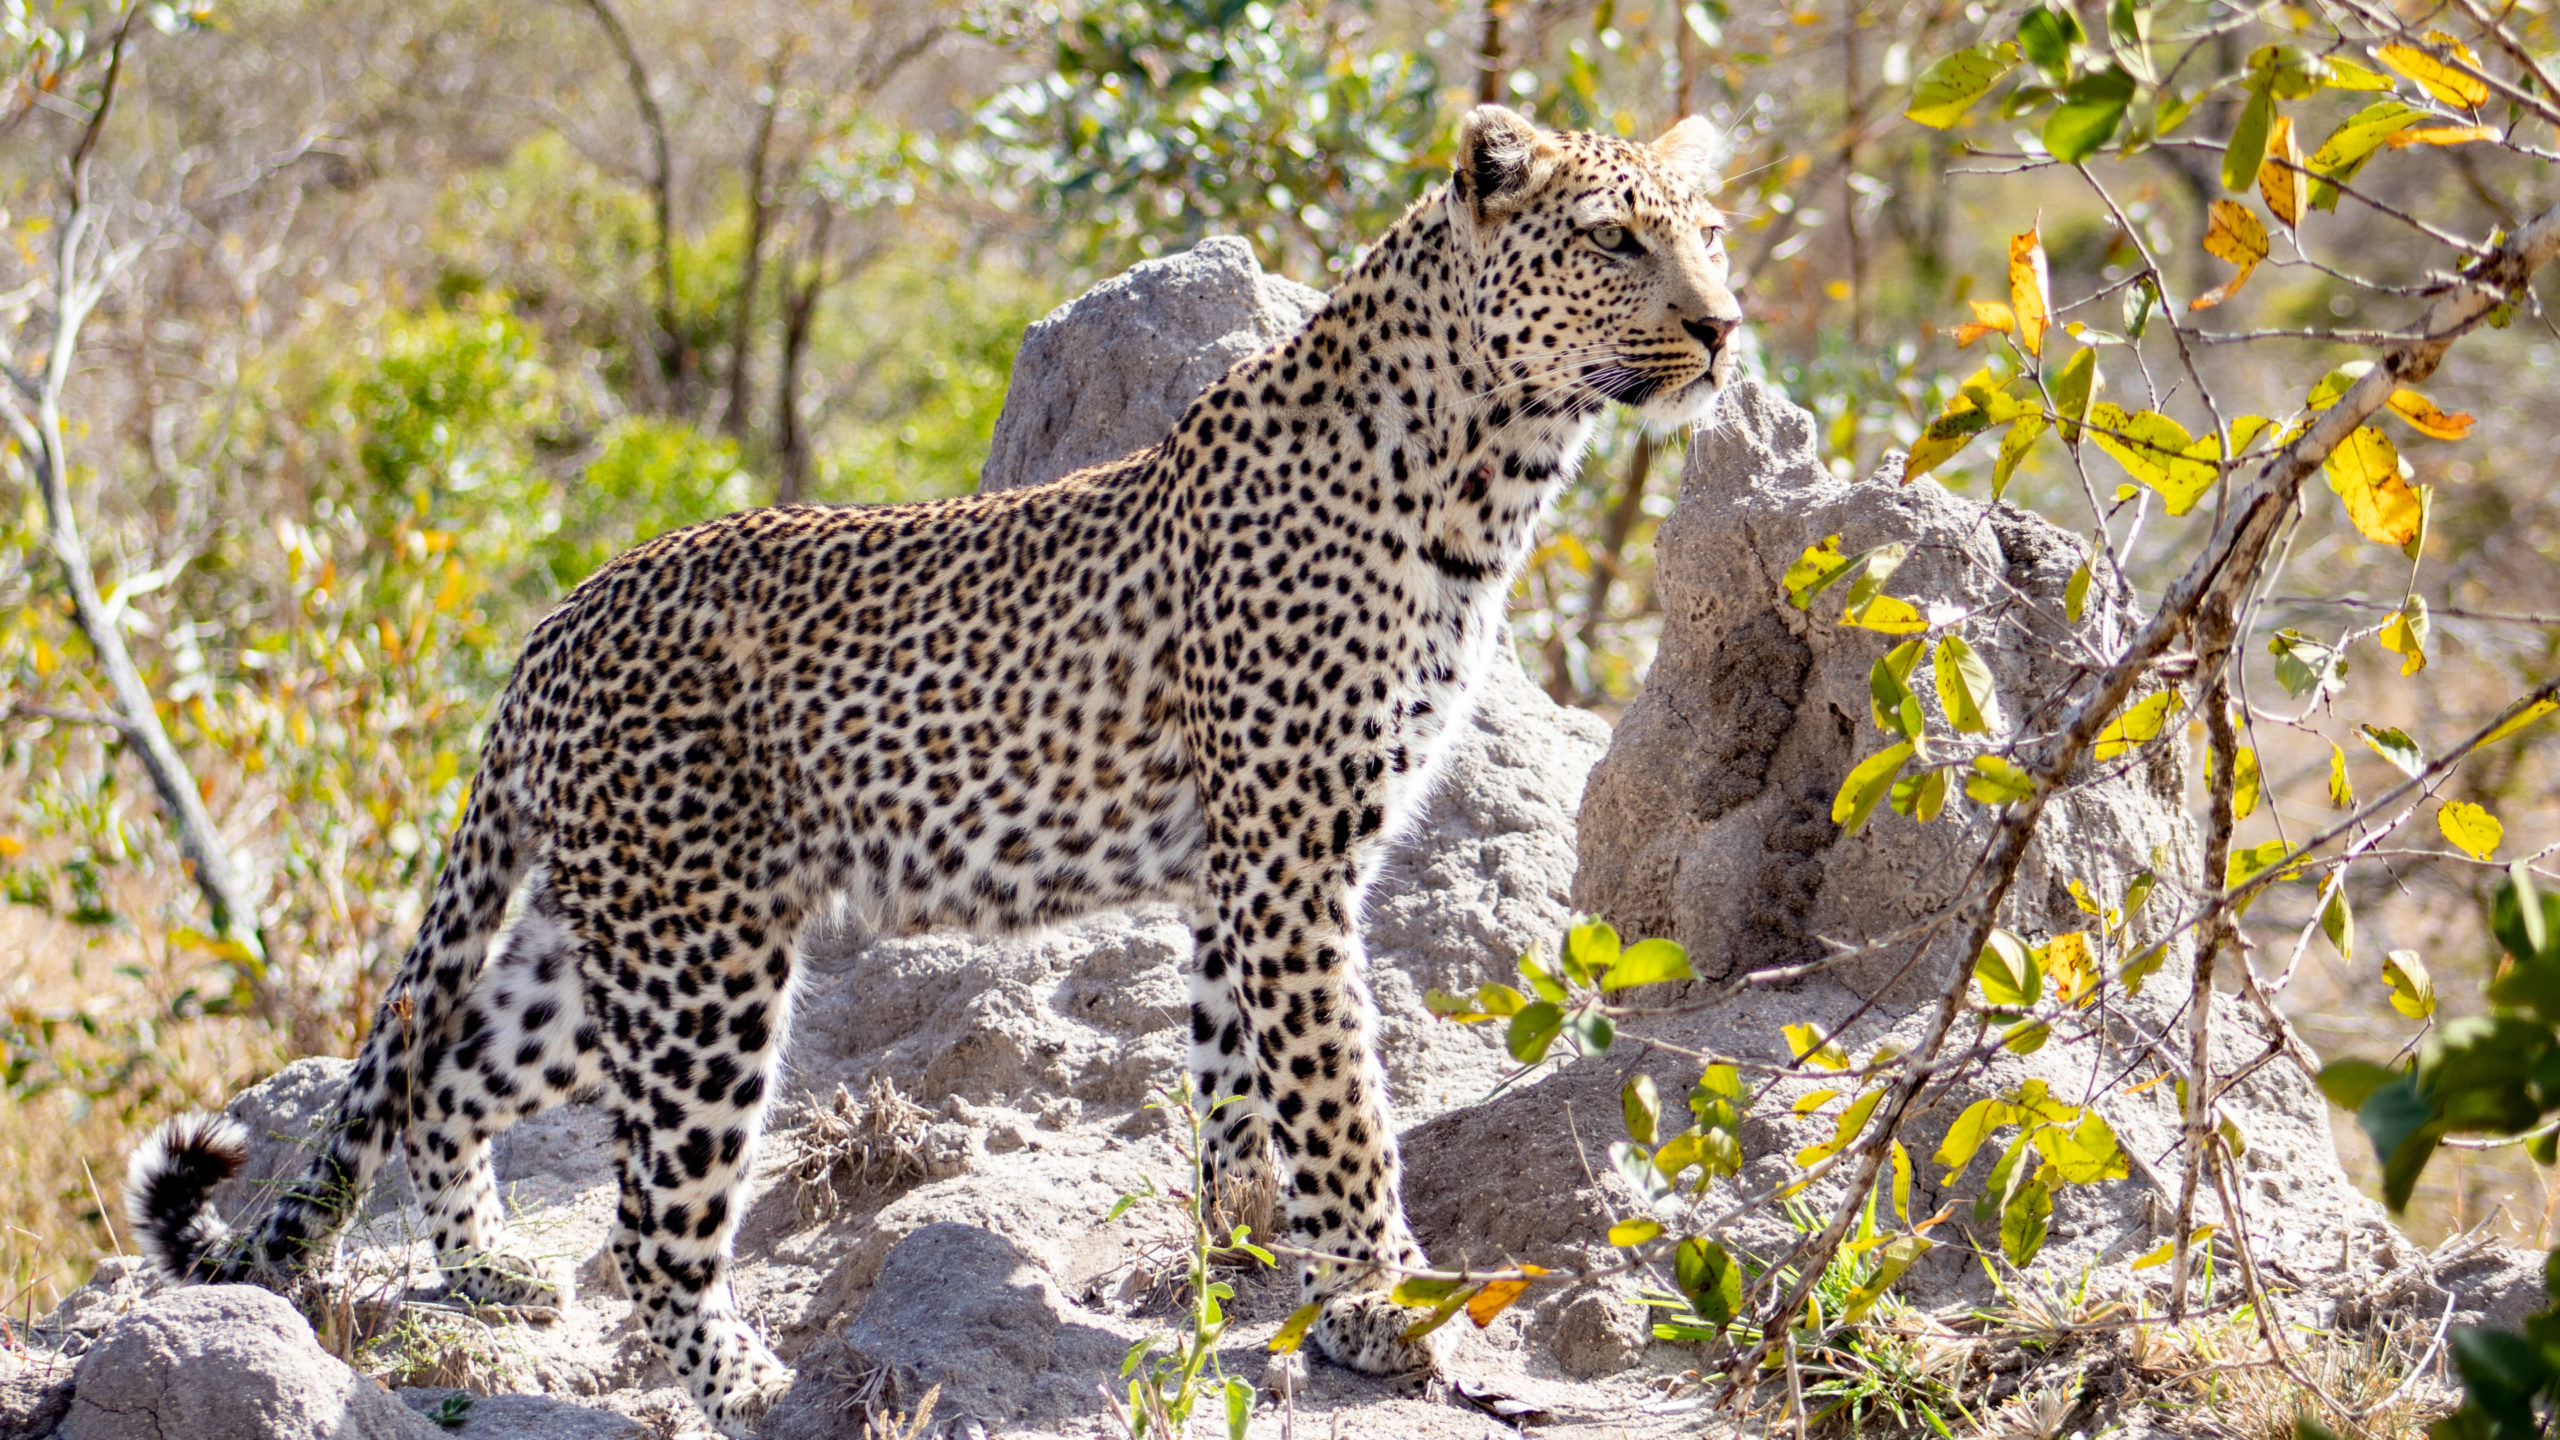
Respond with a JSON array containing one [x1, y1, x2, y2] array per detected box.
[[786, 1076, 936, 1219], [0, 862, 304, 1318]]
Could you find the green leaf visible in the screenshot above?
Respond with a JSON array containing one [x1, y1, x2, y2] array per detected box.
[[2382, 949, 2436, 1019], [2120, 944, 2166, 996], [2000, 1166, 2055, 1266], [1675, 1238, 1743, 1328], [2222, 81, 2275, 191], [2492, 863, 2558, 964], [2307, 101, 2429, 210], [1601, 938, 1695, 990], [1890, 1139, 1913, 1223], [2094, 690, 2182, 761], [2050, 345, 2099, 443], [1840, 1234, 1933, 1323], [1389, 1276, 1470, 1306], [1870, 640, 1927, 736], [1622, 1074, 1661, 1146], [2268, 630, 2346, 702], [1841, 543, 1911, 612], [1569, 1008, 1615, 1056], [2003, 1017, 2052, 1053], [2232, 745, 2262, 819], [1932, 634, 2003, 735], [2044, 65, 2138, 161], [2017, 6, 2084, 80], [1609, 1216, 1665, 1247], [1831, 740, 1917, 836], [1890, 767, 1948, 824], [1976, 928, 2043, 1008], [2034, 1110, 2129, 1183], [1270, 1301, 1323, 1353], [1507, 1003, 1565, 1064], [1225, 1377, 1253, 1440], [2356, 1075, 2439, 1210], [2317, 1058, 2401, 1111], [2063, 560, 2092, 625], [1907, 41, 2023, 129], [1994, 411, 2047, 499], [2321, 882, 2354, 962], [2227, 838, 2299, 891], [1966, 754, 2036, 804], [1567, 919, 1623, 976], [1474, 982, 1529, 1017]]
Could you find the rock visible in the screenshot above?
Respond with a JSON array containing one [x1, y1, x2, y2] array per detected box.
[[396, 1390, 643, 1440], [216, 1055, 410, 1221], [1548, 1292, 1645, 1379], [54, 1286, 432, 1440], [0, 1348, 76, 1440], [758, 1224, 1145, 1438], [977, 236, 1326, 493], [1574, 374, 2190, 997], [1408, 375, 2390, 1322]]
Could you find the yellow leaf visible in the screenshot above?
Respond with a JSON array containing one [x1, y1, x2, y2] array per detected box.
[[1793, 1088, 1842, 1114], [2009, 225, 2052, 358], [2375, 33, 2490, 109], [1904, 396, 1990, 482], [2486, 698, 2558, 745], [2188, 200, 2269, 310], [2386, 388, 2474, 439], [1843, 594, 1928, 634], [2324, 427, 2423, 545], [1970, 299, 2017, 330], [2439, 801, 2503, 860], [2132, 1226, 2217, 1270], [1609, 1217, 1665, 1246], [2327, 743, 2355, 810], [2096, 691, 2183, 762], [2387, 123, 2499, 148], [0, 835, 20, 859], [2257, 114, 2302, 228], [1271, 1301, 1323, 1353], [2086, 403, 2217, 514], [2233, 745, 2262, 819], [2379, 602, 2428, 676], [2383, 949, 2436, 1019]]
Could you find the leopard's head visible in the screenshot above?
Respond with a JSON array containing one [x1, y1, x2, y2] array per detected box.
[[1447, 104, 1744, 429]]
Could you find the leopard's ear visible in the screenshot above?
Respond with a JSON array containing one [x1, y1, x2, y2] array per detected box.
[[1652, 115, 1726, 195], [1452, 105, 1551, 220]]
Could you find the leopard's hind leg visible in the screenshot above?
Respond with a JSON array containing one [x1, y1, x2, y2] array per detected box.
[[404, 869, 602, 1316]]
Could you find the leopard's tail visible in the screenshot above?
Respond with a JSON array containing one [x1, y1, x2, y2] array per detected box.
[[127, 760, 529, 1286]]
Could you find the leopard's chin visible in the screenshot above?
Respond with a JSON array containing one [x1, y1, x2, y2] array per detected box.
[[1636, 367, 1730, 429]]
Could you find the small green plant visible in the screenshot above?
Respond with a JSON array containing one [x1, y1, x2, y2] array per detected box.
[[424, 1393, 473, 1430], [1105, 1080, 1272, 1439]]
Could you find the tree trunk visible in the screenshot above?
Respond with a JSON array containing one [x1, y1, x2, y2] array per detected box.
[[722, 50, 789, 442]]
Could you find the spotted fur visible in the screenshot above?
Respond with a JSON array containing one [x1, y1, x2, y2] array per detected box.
[[125, 104, 1743, 1434]]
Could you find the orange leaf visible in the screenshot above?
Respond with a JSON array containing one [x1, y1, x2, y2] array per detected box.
[[1467, 1277, 1535, 1327], [2009, 225, 2051, 358], [2387, 123, 2499, 148], [2188, 200, 2268, 310], [2386, 388, 2474, 440], [2257, 114, 2302, 229]]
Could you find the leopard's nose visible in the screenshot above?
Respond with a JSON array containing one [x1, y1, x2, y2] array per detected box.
[[1682, 314, 1735, 354]]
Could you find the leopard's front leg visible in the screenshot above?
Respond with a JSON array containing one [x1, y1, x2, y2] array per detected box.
[[1202, 851, 1453, 1377]]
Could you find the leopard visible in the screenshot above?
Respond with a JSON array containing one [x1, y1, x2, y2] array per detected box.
[[124, 103, 1744, 1436]]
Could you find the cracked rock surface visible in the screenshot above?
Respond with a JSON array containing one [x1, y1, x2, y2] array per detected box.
[[53, 1286, 434, 1440]]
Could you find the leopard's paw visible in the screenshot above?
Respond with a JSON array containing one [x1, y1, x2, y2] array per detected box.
[[441, 1239, 575, 1323], [705, 1356, 796, 1438], [1308, 1287, 1458, 1377]]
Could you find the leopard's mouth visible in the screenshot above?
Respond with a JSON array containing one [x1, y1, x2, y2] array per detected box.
[[1632, 353, 1735, 428]]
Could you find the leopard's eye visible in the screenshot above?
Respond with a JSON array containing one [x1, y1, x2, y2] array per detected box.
[[1587, 224, 1640, 256]]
